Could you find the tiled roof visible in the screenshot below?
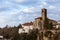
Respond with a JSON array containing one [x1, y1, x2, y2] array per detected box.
[[35, 17, 58, 25], [22, 22, 33, 26], [35, 17, 42, 20], [35, 17, 57, 22]]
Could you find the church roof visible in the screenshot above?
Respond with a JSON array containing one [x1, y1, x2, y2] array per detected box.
[[35, 17, 58, 25], [35, 17, 57, 22], [35, 17, 42, 20]]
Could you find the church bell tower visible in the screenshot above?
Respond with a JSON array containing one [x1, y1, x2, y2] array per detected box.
[[41, 8, 48, 29]]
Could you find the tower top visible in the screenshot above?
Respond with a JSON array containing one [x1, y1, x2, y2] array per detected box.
[[41, 8, 47, 13], [42, 8, 47, 10], [41, 8, 47, 29]]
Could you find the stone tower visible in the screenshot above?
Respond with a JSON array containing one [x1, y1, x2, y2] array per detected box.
[[41, 8, 48, 29]]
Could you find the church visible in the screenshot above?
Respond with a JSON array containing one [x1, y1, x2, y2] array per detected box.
[[33, 8, 60, 40], [33, 8, 58, 30], [19, 8, 60, 40]]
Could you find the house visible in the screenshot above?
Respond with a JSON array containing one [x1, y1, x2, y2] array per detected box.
[[0, 36, 3, 40], [18, 22, 34, 34], [55, 24, 60, 29]]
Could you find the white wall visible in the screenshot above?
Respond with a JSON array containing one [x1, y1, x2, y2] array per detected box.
[[18, 25, 33, 34]]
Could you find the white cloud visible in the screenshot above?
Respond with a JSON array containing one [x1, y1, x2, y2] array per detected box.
[[9, 10, 20, 15], [12, 0, 25, 3], [0, 0, 12, 8], [48, 5, 56, 9], [0, 5, 7, 8], [48, 13, 60, 21], [22, 7, 40, 13], [42, 1, 47, 5], [0, 19, 6, 23], [0, 0, 60, 27], [22, 7, 34, 13], [18, 16, 23, 20]]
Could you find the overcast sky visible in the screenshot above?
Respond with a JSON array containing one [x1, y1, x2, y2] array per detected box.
[[0, 0, 60, 27]]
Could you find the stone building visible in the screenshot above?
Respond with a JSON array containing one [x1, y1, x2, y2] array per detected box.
[[18, 8, 60, 40], [33, 8, 60, 40], [33, 8, 58, 29]]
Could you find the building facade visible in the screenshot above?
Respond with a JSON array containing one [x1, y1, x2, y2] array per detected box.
[[33, 8, 60, 40], [18, 8, 60, 40]]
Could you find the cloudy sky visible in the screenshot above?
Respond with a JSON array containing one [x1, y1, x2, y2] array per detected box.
[[0, 0, 60, 27]]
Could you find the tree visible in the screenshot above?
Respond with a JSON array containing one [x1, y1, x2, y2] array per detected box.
[[27, 29, 38, 40], [17, 24, 22, 29], [46, 22, 53, 29]]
